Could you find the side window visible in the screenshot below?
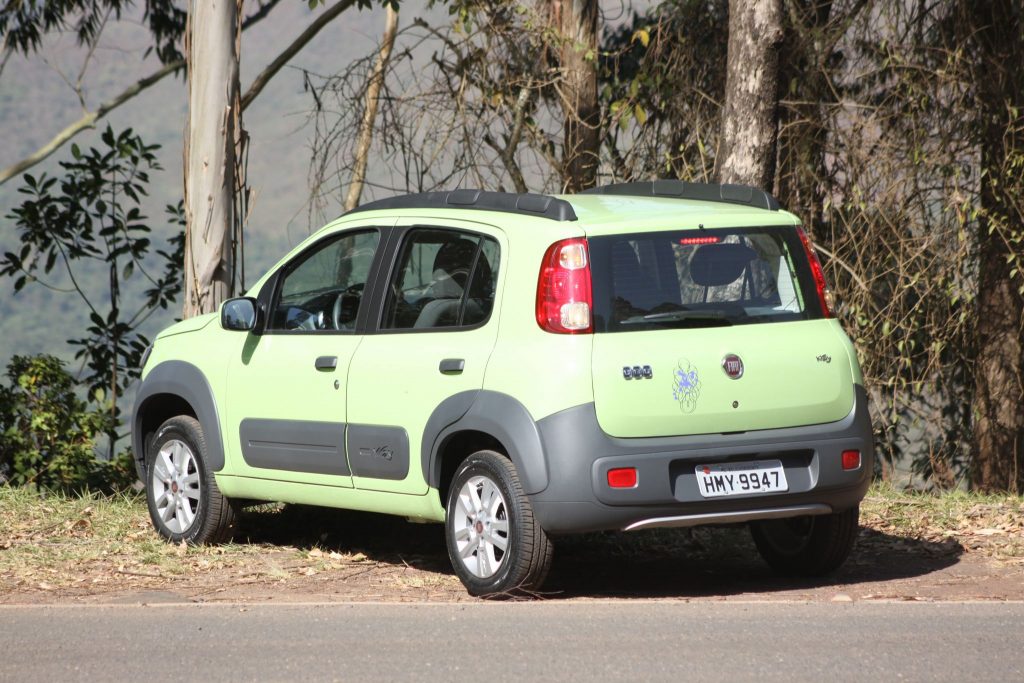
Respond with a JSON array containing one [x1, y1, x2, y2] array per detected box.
[[270, 230, 380, 332], [381, 229, 500, 330]]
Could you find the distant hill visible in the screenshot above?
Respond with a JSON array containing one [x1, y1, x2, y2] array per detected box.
[[0, 2, 399, 366]]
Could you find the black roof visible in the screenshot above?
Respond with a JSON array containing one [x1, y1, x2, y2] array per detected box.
[[581, 180, 780, 211], [344, 189, 578, 222]]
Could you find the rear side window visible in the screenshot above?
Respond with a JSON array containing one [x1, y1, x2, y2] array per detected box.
[[588, 227, 824, 332], [381, 228, 500, 330]]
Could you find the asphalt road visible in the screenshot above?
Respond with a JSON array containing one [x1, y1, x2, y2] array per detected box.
[[0, 601, 1020, 682]]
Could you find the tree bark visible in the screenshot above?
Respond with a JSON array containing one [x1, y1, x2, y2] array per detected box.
[[550, 0, 600, 192], [344, 5, 399, 212], [715, 0, 783, 189], [968, 0, 1024, 492], [182, 0, 244, 318]]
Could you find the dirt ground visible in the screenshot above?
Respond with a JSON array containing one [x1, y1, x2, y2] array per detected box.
[[2, 492, 1022, 605]]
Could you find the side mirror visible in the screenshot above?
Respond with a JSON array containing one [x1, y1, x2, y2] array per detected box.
[[221, 297, 258, 331]]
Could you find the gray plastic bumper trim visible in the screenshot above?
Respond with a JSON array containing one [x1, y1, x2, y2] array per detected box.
[[624, 503, 833, 531]]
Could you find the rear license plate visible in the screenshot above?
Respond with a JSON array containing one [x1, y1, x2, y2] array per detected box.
[[694, 460, 788, 498]]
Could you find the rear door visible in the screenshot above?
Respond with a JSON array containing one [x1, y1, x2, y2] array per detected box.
[[588, 226, 854, 438], [346, 221, 505, 494]]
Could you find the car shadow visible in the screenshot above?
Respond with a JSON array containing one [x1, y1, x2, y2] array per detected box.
[[233, 505, 964, 599]]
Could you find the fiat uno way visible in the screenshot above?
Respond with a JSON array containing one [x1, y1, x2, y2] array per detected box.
[[133, 181, 873, 596]]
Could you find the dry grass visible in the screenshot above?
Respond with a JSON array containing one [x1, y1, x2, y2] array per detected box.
[[1, 483, 1021, 600]]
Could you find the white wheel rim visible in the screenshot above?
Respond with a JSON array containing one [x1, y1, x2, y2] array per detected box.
[[151, 439, 201, 534], [452, 475, 510, 579]]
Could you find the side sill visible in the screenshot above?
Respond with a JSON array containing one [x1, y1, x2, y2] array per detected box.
[[623, 503, 832, 531]]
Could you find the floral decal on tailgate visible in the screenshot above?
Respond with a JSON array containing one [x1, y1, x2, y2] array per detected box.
[[672, 359, 701, 413]]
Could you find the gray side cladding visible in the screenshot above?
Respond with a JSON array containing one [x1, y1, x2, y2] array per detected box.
[[422, 391, 549, 495], [347, 425, 410, 480], [239, 418, 350, 476], [132, 360, 224, 480]]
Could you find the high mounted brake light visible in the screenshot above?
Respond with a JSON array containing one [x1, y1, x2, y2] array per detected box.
[[536, 238, 593, 334], [679, 236, 720, 245], [796, 227, 834, 318]]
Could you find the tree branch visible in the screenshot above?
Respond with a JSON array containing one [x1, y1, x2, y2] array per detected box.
[[241, 0, 359, 111], [344, 5, 399, 211], [0, 0, 285, 187]]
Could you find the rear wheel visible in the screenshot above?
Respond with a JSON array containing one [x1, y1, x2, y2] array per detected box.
[[445, 450, 553, 597], [750, 506, 859, 576], [146, 416, 237, 545]]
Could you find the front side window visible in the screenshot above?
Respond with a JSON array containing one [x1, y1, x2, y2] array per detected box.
[[270, 230, 380, 331], [589, 227, 823, 332], [381, 229, 500, 330]]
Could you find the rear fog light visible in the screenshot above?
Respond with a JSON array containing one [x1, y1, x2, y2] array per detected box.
[[841, 450, 861, 471], [607, 467, 638, 488]]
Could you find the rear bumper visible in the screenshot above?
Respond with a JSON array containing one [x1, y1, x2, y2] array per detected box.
[[530, 385, 874, 534]]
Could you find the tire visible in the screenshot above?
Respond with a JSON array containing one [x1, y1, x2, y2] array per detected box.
[[145, 416, 237, 545], [445, 450, 553, 598], [750, 506, 860, 576]]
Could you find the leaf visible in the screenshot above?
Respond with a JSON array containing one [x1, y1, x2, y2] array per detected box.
[[632, 28, 650, 48], [71, 143, 81, 160], [634, 104, 648, 126]]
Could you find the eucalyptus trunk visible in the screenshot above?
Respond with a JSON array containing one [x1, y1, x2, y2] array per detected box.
[[550, 0, 600, 192], [715, 0, 784, 189], [183, 0, 244, 318]]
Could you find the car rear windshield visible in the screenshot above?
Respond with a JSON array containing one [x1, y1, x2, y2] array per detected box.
[[588, 227, 825, 332]]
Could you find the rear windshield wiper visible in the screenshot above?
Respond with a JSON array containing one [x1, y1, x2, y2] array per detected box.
[[619, 310, 735, 327]]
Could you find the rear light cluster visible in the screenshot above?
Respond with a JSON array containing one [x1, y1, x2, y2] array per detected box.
[[536, 238, 593, 334], [796, 227, 835, 318]]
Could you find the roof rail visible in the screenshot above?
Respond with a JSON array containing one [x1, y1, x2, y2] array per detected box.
[[343, 189, 578, 222], [581, 180, 780, 211]]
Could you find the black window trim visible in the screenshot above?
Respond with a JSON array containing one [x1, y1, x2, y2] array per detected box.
[[365, 224, 501, 336], [257, 226, 392, 336]]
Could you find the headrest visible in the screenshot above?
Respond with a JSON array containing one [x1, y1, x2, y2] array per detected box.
[[689, 243, 757, 287]]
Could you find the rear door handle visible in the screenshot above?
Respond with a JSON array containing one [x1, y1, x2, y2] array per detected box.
[[439, 358, 465, 375], [315, 356, 338, 371]]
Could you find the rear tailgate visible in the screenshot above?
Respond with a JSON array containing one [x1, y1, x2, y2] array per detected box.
[[587, 226, 854, 438], [591, 320, 854, 437]]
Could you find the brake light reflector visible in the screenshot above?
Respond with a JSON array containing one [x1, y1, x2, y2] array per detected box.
[[841, 450, 861, 471], [536, 238, 593, 334], [796, 227, 834, 318], [607, 467, 638, 488], [679, 235, 720, 245]]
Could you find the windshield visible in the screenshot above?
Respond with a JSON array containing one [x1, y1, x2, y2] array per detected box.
[[588, 227, 825, 332]]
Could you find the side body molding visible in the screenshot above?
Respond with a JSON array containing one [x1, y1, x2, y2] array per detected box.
[[131, 360, 225, 480], [423, 391, 549, 495]]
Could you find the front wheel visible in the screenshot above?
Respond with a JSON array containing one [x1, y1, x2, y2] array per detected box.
[[445, 451, 553, 597], [145, 416, 237, 545], [750, 506, 860, 576]]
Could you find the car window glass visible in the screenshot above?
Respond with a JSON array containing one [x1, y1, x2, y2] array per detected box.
[[462, 237, 500, 326], [382, 229, 497, 330], [271, 230, 379, 332]]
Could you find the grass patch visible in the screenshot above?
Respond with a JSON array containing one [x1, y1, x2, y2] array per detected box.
[[861, 482, 1024, 561]]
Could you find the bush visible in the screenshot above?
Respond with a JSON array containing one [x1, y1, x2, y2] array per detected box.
[[0, 354, 133, 493]]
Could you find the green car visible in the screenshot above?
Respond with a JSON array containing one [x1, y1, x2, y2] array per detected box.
[[133, 181, 873, 596]]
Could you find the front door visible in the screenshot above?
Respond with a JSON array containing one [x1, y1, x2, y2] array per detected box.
[[224, 227, 383, 487], [346, 222, 505, 495]]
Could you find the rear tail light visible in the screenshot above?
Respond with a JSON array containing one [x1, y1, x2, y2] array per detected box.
[[841, 450, 862, 471], [536, 238, 593, 334], [607, 467, 638, 488], [796, 227, 834, 318]]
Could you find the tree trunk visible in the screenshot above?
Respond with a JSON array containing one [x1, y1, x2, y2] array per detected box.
[[183, 0, 244, 318], [715, 0, 783, 189], [550, 0, 600, 192], [344, 5, 399, 212], [969, 0, 1024, 492], [775, 0, 834, 234]]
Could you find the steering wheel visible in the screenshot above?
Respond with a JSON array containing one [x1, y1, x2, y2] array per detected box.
[[331, 283, 365, 330]]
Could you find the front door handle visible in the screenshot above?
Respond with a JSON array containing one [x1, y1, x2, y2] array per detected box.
[[315, 356, 338, 371], [439, 358, 465, 375]]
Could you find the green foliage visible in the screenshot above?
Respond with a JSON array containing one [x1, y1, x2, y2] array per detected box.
[[0, 126, 185, 453], [0, 355, 132, 494]]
